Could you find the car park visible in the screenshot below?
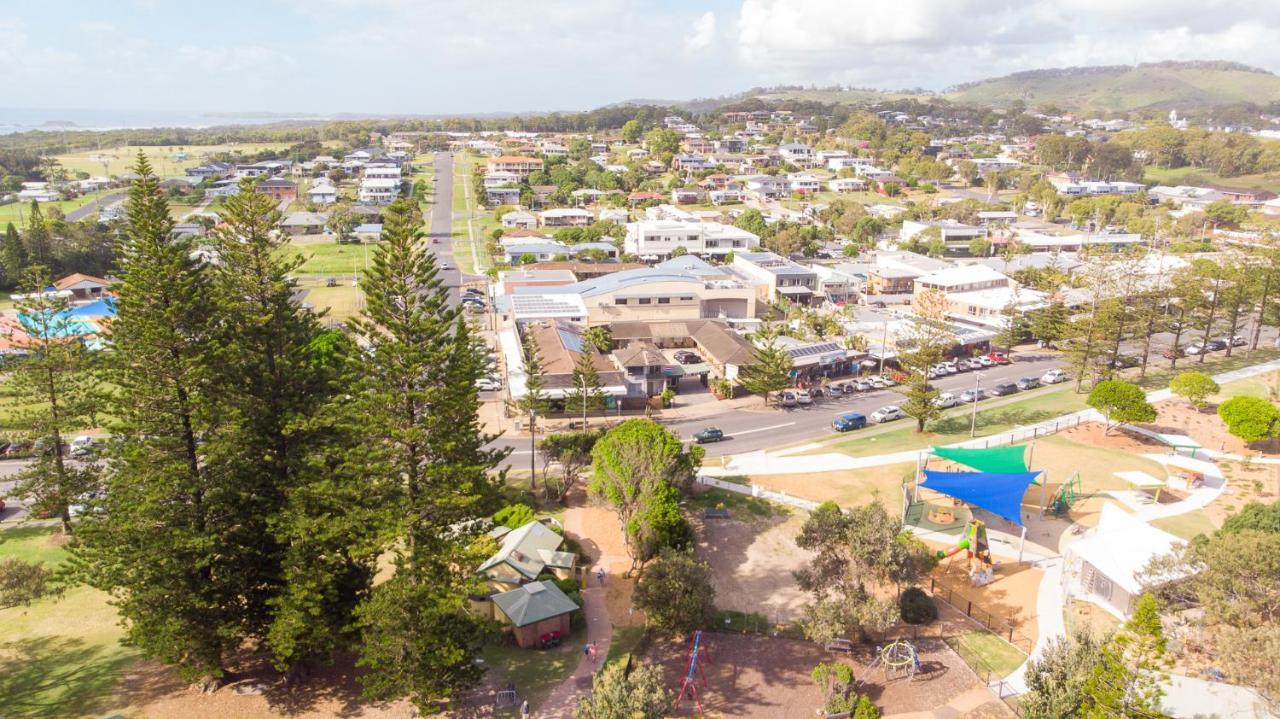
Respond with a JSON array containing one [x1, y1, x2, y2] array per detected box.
[[991, 382, 1018, 396], [869, 406, 906, 423], [795, 390, 813, 405], [832, 412, 867, 432], [959, 388, 986, 403], [1016, 376, 1041, 391], [693, 427, 725, 443], [933, 392, 958, 408], [1041, 369, 1068, 384]]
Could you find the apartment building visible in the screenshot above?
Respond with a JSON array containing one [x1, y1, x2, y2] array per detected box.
[[623, 220, 760, 260]]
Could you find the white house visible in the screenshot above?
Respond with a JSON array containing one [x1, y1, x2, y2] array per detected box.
[[501, 211, 539, 229], [307, 182, 338, 205], [787, 173, 822, 195], [623, 220, 760, 260], [358, 177, 401, 205], [778, 142, 816, 167], [828, 178, 868, 193]]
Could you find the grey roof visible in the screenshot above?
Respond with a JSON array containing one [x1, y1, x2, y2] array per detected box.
[[655, 255, 722, 277], [514, 267, 704, 299], [282, 211, 329, 226], [492, 580, 580, 627], [477, 521, 569, 581], [505, 242, 569, 255]]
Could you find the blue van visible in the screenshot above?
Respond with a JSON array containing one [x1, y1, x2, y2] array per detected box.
[[832, 412, 867, 432]]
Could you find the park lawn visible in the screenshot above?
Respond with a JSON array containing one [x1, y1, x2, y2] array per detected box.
[[1212, 370, 1279, 402], [809, 385, 1087, 458], [685, 486, 784, 521], [0, 523, 141, 719], [282, 239, 378, 276], [945, 630, 1027, 679], [451, 159, 488, 276], [604, 625, 647, 666], [1143, 165, 1280, 194], [1134, 348, 1280, 390], [745, 464, 914, 515], [1152, 509, 1219, 541], [303, 285, 365, 325], [1028, 434, 1170, 496], [51, 142, 307, 177], [0, 190, 117, 229], [480, 623, 584, 715]]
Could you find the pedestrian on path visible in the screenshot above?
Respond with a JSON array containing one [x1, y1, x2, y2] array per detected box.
[[584, 644, 591, 660], [520, 699, 530, 718], [596, 567, 606, 586], [591, 641, 599, 663]]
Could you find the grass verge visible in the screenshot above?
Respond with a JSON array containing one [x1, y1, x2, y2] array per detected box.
[[480, 623, 584, 714], [945, 630, 1027, 679]]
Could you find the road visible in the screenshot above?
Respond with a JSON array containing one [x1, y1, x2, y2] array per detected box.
[[428, 152, 462, 302], [488, 351, 1070, 467], [66, 191, 125, 222]]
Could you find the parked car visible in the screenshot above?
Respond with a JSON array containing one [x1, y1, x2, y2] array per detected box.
[[70, 436, 100, 458], [933, 393, 959, 409], [676, 353, 704, 365], [976, 356, 997, 367], [1184, 343, 1206, 355], [832, 412, 868, 432], [868, 377, 889, 389], [795, 390, 813, 406], [475, 378, 501, 391], [879, 375, 899, 386], [4, 441, 32, 458], [1111, 355, 1140, 369], [1016, 376, 1041, 391], [693, 427, 725, 443], [991, 382, 1019, 396], [780, 391, 798, 407], [941, 361, 961, 374], [1205, 339, 1228, 352], [1041, 369, 1068, 384], [959, 388, 986, 403], [986, 352, 1011, 365], [1220, 335, 1247, 348], [869, 405, 906, 423], [853, 380, 874, 392]]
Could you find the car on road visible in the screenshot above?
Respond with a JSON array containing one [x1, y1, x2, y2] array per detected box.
[[795, 390, 813, 406], [693, 427, 725, 443], [1016, 376, 1041, 391], [959, 388, 986, 404], [476, 378, 503, 391], [831, 412, 868, 432], [1041, 369, 1068, 384], [933, 393, 959, 409], [869, 405, 906, 423], [986, 352, 1011, 365], [991, 382, 1018, 396], [439, 262, 453, 271], [780, 391, 798, 407]]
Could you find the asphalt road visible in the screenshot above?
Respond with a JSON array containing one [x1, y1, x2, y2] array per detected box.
[[488, 351, 1071, 467], [428, 152, 462, 302], [66, 191, 125, 222]]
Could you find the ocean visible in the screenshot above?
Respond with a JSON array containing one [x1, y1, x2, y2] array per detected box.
[[0, 107, 334, 135]]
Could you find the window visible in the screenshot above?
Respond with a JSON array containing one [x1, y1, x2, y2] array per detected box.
[[658, 298, 670, 304], [638, 298, 652, 305], [680, 296, 694, 301], [615, 298, 627, 305]]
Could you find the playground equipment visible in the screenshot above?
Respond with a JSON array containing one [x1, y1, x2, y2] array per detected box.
[[855, 640, 920, 687], [1049, 472, 1083, 516], [936, 520, 995, 587], [675, 630, 711, 715]]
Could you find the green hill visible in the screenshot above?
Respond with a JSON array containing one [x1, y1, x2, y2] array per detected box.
[[945, 61, 1280, 114]]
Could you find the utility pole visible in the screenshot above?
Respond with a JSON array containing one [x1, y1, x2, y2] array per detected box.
[[970, 371, 983, 438]]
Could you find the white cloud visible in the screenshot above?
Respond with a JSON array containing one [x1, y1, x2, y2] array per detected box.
[[684, 11, 717, 55]]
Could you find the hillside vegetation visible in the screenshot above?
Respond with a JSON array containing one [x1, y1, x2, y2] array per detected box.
[[946, 62, 1280, 114]]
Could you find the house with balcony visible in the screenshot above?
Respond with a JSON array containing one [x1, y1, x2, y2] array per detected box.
[[539, 208, 593, 228], [623, 220, 760, 260], [255, 178, 298, 203], [778, 142, 816, 167], [787, 173, 822, 195], [358, 177, 401, 205], [732, 251, 820, 305], [486, 155, 544, 178]]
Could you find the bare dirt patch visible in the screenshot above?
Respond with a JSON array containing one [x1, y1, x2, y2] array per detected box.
[[697, 513, 814, 623], [749, 464, 915, 513], [644, 633, 997, 718]]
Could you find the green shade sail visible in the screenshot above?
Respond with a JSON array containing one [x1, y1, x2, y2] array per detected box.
[[931, 445, 1030, 475]]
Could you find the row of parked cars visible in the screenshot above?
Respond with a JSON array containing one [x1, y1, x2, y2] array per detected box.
[[830, 368, 1069, 432], [779, 375, 901, 407], [927, 352, 1010, 379], [1161, 335, 1246, 359], [1, 436, 104, 459]]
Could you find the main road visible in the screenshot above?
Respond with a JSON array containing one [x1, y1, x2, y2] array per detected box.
[[428, 152, 461, 300], [487, 350, 1072, 467]]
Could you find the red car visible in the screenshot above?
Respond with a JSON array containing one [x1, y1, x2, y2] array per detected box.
[[986, 352, 1011, 365]]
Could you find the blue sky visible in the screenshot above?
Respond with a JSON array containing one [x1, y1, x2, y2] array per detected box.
[[4, 0, 1278, 115]]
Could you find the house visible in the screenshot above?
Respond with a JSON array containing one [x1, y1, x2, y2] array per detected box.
[[828, 178, 868, 193], [671, 187, 705, 205], [709, 189, 744, 205], [787, 173, 822, 195], [483, 170, 521, 189], [255, 178, 298, 203], [501, 211, 539, 229], [478, 520, 577, 590], [742, 175, 788, 201], [672, 154, 712, 172], [17, 183, 59, 202], [500, 320, 628, 405], [353, 223, 383, 241], [1148, 185, 1225, 210], [185, 162, 231, 179], [307, 182, 338, 205], [486, 155, 544, 178], [623, 220, 761, 260], [732, 251, 820, 305], [778, 142, 816, 167], [776, 336, 863, 383], [539, 207, 593, 228], [866, 251, 950, 295], [914, 264, 1010, 295], [504, 241, 572, 264], [357, 177, 401, 205], [281, 211, 329, 236], [523, 261, 647, 280], [489, 581, 579, 648], [899, 220, 987, 256], [486, 187, 522, 206], [598, 208, 629, 224], [53, 273, 113, 300]]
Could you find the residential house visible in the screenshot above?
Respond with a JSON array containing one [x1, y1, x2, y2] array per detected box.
[[672, 187, 705, 205], [484, 170, 521, 189], [787, 173, 822, 195], [53, 273, 113, 300], [539, 207, 593, 228], [281, 211, 329, 236], [709, 189, 744, 205], [486, 155, 544, 178], [501, 211, 539, 229], [353, 223, 383, 241], [185, 162, 232, 179], [828, 177, 868, 193], [732, 251, 820, 305], [778, 142, 816, 167], [672, 154, 712, 172], [899, 220, 987, 256], [307, 182, 338, 205], [477, 520, 577, 590], [255, 178, 298, 203], [486, 187, 522, 206], [17, 183, 59, 202], [866, 251, 950, 295], [827, 156, 875, 172], [357, 177, 401, 205], [623, 220, 761, 260]]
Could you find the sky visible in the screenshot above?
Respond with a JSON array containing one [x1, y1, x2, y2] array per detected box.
[[5, 0, 1280, 116]]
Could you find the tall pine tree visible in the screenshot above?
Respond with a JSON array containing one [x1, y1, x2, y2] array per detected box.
[[71, 152, 235, 689], [22, 201, 53, 271], [348, 197, 506, 712], [1, 222, 27, 288]]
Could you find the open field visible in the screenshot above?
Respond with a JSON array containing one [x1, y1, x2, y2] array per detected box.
[[283, 237, 377, 276], [51, 143, 305, 177], [0, 189, 118, 228], [749, 464, 915, 514], [300, 284, 365, 325], [1143, 165, 1280, 194]]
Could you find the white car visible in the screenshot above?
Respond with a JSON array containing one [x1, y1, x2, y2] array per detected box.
[[475, 378, 501, 391], [941, 362, 960, 374], [795, 390, 813, 406], [878, 375, 898, 387], [869, 405, 906, 423], [976, 356, 997, 367], [933, 392, 959, 409], [780, 391, 798, 407], [1041, 369, 1068, 384]]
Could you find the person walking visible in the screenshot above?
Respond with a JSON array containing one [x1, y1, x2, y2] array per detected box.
[[520, 698, 530, 718], [596, 567, 606, 586]]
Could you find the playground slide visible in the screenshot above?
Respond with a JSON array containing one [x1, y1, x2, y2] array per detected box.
[[938, 538, 970, 560]]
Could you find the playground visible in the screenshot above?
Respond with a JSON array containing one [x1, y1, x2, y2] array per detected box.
[[646, 632, 1009, 718]]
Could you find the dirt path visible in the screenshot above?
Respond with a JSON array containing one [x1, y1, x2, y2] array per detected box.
[[534, 502, 629, 717]]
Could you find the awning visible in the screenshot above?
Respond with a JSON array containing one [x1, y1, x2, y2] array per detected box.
[[921, 469, 1042, 526], [1114, 471, 1165, 489], [931, 445, 1030, 475], [777, 286, 814, 295]]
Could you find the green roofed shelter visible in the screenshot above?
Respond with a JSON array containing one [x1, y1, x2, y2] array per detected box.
[[931, 445, 1031, 476], [491, 580, 580, 648]]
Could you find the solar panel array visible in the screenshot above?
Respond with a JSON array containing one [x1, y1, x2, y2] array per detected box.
[[788, 342, 842, 358]]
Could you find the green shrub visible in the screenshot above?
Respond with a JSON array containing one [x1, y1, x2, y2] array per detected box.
[[493, 503, 536, 529], [899, 587, 938, 625]]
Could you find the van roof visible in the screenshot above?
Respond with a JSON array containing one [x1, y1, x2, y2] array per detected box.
[[838, 412, 865, 419]]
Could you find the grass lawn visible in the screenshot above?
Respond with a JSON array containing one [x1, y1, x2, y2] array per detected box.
[[685, 486, 784, 520], [0, 190, 119, 229], [480, 623, 584, 714], [945, 630, 1027, 679], [1143, 165, 1280, 194], [1133, 348, 1280, 391], [1152, 509, 1219, 540], [808, 385, 1087, 458], [283, 239, 378, 276], [0, 523, 141, 719], [51, 142, 315, 177], [604, 625, 647, 666], [450, 156, 490, 276], [1213, 370, 1279, 402], [302, 285, 366, 325]]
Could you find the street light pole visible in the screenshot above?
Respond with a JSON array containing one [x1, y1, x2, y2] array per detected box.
[[878, 320, 888, 376], [970, 371, 982, 438]]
